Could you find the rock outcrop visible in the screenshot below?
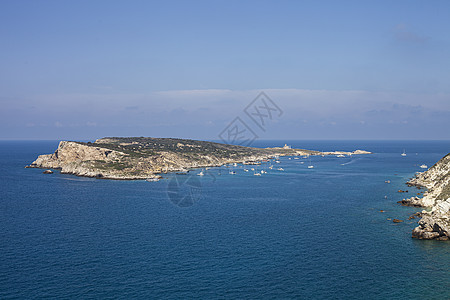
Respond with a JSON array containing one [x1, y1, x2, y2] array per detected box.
[[29, 141, 131, 179], [27, 137, 371, 180], [412, 199, 450, 240], [402, 153, 450, 240], [321, 149, 371, 155]]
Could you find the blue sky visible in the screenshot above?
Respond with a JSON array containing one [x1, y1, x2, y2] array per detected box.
[[1, 0, 449, 140]]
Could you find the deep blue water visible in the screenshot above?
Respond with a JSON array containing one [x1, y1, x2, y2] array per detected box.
[[1, 140, 449, 299]]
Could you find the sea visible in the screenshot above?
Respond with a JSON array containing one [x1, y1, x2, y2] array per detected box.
[[0, 140, 449, 299]]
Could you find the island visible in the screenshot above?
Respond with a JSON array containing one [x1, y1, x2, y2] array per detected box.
[[26, 137, 370, 180], [400, 153, 450, 240]]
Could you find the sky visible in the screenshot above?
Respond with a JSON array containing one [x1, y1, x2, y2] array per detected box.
[[1, 0, 449, 141]]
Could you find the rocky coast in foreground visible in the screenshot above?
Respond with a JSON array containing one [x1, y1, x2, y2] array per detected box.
[[27, 137, 370, 180], [400, 153, 450, 240]]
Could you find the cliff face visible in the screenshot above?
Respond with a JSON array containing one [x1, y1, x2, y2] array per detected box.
[[404, 153, 450, 240], [29, 141, 134, 179]]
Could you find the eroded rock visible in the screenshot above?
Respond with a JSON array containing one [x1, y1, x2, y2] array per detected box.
[[403, 153, 450, 240]]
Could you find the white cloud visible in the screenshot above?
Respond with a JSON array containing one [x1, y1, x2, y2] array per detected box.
[[1, 88, 449, 139]]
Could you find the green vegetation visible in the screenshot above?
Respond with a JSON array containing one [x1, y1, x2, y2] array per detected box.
[[108, 162, 131, 170], [76, 137, 295, 160], [68, 137, 324, 180], [92, 160, 131, 171], [437, 183, 450, 201]]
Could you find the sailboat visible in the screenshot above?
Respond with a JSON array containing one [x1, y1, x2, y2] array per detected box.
[[401, 149, 407, 157], [254, 166, 261, 176], [197, 170, 204, 176], [308, 158, 314, 169]]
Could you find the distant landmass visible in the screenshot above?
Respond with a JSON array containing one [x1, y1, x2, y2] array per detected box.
[[401, 153, 450, 240], [26, 137, 370, 180]]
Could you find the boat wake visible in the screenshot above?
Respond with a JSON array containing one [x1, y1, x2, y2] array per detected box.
[[340, 158, 358, 166]]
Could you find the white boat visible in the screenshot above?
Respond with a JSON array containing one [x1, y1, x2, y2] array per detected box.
[[244, 169, 249, 172], [254, 172, 261, 176], [261, 170, 267, 174], [294, 157, 299, 160], [420, 164, 428, 169], [275, 160, 281, 164], [336, 154, 345, 158], [243, 161, 261, 165], [229, 170, 236, 175], [300, 162, 304, 164], [197, 171, 204, 176], [233, 163, 237, 167], [308, 158, 314, 169], [269, 165, 273, 169], [146, 177, 160, 182], [277, 168, 284, 171], [401, 149, 407, 156]]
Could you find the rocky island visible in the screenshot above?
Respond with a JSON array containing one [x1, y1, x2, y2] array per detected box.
[[400, 153, 450, 240], [27, 137, 370, 180]]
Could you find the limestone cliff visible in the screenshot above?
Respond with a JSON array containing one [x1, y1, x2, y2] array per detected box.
[[29, 141, 134, 179], [402, 153, 450, 240]]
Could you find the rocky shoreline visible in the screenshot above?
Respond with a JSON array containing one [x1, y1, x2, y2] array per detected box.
[[399, 153, 450, 241], [26, 137, 371, 180]]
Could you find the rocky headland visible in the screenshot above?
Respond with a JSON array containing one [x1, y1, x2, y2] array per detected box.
[[400, 153, 450, 240], [27, 137, 370, 180]]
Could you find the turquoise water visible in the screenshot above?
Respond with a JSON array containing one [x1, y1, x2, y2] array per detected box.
[[0, 140, 449, 299]]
